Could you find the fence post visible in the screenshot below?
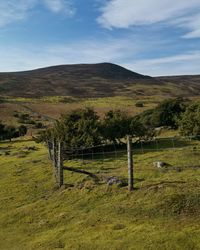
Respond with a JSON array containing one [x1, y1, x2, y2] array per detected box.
[[51, 138, 58, 183], [57, 141, 64, 187], [127, 135, 134, 191], [47, 140, 52, 160], [52, 138, 57, 169]]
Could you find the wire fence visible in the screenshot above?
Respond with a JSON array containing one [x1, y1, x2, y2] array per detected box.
[[47, 136, 200, 189]]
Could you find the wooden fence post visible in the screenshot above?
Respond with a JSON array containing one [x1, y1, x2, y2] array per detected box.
[[52, 138, 57, 169], [47, 140, 52, 160], [127, 135, 134, 191], [57, 141, 64, 187], [52, 138, 58, 183]]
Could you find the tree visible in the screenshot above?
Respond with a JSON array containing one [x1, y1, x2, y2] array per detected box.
[[4, 126, 18, 141], [135, 98, 187, 129], [130, 118, 150, 139], [101, 110, 131, 143], [35, 122, 43, 129], [0, 121, 5, 140], [52, 108, 101, 148], [18, 125, 27, 136], [0, 122, 27, 141], [179, 102, 200, 136], [38, 108, 149, 148]]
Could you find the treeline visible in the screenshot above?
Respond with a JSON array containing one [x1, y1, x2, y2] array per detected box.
[[0, 122, 27, 141], [38, 108, 152, 147]]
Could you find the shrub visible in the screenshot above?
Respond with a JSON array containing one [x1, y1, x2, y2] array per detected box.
[[135, 98, 187, 129], [179, 102, 200, 136], [135, 101, 144, 107], [18, 125, 27, 136], [35, 122, 43, 129], [38, 108, 149, 147]]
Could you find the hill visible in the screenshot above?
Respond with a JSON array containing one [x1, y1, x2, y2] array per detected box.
[[0, 63, 156, 98], [157, 75, 200, 95]]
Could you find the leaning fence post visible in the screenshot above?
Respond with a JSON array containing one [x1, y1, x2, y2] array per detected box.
[[57, 141, 64, 187], [127, 135, 134, 191]]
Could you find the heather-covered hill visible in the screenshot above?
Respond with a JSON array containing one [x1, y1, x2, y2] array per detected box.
[[0, 63, 155, 98]]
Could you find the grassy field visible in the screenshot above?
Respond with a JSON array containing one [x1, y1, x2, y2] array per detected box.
[[1, 138, 200, 249]]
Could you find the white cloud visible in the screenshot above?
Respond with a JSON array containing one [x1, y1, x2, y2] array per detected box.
[[1, 38, 200, 76], [0, 0, 35, 27], [123, 51, 200, 76], [0, 0, 74, 27], [98, 0, 200, 38], [0, 37, 139, 72], [43, 0, 75, 16], [179, 15, 200, 38]]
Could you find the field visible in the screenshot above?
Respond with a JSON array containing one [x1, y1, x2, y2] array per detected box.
[[0, 95, 163, 127], [1, 137, 200, 249]]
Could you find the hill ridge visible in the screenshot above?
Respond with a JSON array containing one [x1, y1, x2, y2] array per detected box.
[[0, 62, 200, 98], [0, 62, 156, 97]]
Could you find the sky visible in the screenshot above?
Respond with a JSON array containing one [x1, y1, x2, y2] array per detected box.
[[0, 0, 200, 76]]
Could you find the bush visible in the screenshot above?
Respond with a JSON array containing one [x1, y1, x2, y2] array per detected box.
[[38, 108, 149, 147], [18, 125, 27, 136], [101, 110, 132, 143], [35, 122, 43, 129], [17, 113, 35, 124], [135, 98, 187, 129], [135, 101, 144, 107], [52, 108, 102, 147], [179, 102, 200, 136], [0, 122, 27, 141]]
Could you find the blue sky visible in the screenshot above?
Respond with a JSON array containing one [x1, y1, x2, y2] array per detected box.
[[0, 0, 200, 76]]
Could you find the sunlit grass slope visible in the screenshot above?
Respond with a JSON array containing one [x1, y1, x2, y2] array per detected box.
[[0, 139, 200, 249], [0, 95, 159, 125]]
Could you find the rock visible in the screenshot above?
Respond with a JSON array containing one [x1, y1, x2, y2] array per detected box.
[[107, 176, 122, 186], [153, 161, 168, 168]]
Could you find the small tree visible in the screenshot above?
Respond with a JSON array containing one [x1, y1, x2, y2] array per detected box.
[[135, 98, 187, 129], [101, 110, 131, 143], [38, 108, 150, 147], [5, 126, 18, 141], [52, 108, 102, 147], [18, 125, 27, 136], [179, 102, 200, 136], [35, 122, 43, 129], [0, 121, 5, 140]]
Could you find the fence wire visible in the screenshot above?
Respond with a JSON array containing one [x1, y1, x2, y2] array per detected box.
[[48, 136, 200, 187]]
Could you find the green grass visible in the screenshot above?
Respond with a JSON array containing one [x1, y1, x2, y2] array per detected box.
[[0, 138, 200, 249]]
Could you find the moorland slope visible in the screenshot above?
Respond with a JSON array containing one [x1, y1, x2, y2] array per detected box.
[[1, 62, 200, 98]]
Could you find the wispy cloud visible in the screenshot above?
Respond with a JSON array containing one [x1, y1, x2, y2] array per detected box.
[[43, 0, 75, 16], [124, 51, 200, 76], [1, 37, 200, 76], [177, 14, 200, 38], [0, 0, 74, 27], [0, 37, 139, 72], [0, 0, 35, 27], [97, 0, 200, 38]]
